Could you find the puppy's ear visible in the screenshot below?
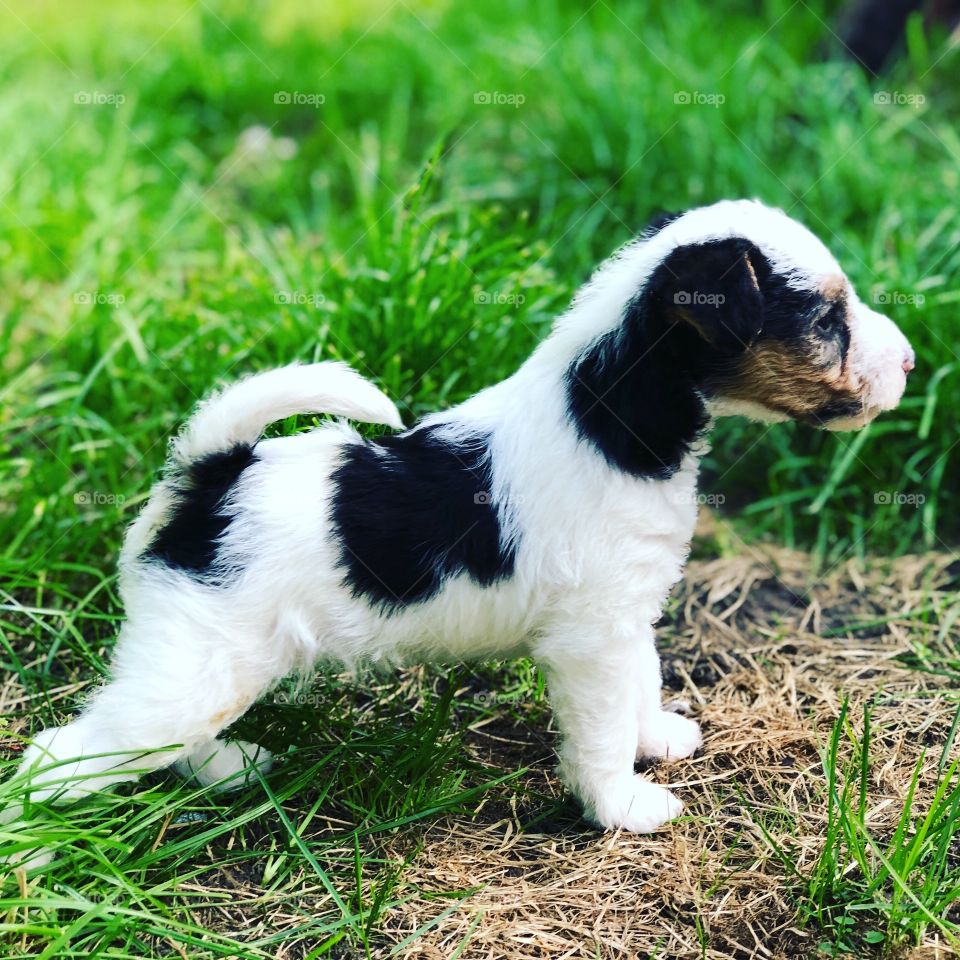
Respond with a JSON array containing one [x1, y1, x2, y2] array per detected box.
[[647, 237, 764, 350]]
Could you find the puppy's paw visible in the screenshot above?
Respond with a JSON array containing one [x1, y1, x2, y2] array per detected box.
[[0, 804, 57, 871], [175, 740, 273, 792], [5, 843, 56, 871], [592, 775, 684, 833], [637, 711, 702, 761]]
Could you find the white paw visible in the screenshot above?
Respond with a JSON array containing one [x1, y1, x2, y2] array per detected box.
[[637, 711, 702, 760], [0, 803, 50, 870], [591, 776, 684, 832], [6, 843, 56, 871], [18, 725, 101, 802], [175, 740, 273, 791]]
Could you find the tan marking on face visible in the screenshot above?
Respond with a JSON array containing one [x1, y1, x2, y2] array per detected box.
[[714, 276, 869, 422], [717, 336, 860, 420], [821, 275, 847, 300]]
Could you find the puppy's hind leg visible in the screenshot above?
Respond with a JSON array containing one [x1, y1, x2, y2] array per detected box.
[[16, 610, 276, 808], [174, 738, 273, 792]]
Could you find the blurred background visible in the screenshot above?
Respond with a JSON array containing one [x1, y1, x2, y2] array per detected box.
[[2, 5, 960, 956], [1, 0, 958, 577]]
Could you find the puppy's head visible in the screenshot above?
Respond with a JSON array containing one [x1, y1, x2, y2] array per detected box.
[[642, 200, 914, 431]]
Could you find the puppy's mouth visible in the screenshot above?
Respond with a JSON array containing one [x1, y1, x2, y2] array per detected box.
[[817, 409, 877, 432], [809, 386, 905, 432]]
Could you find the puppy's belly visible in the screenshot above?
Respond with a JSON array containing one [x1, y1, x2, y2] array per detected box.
[[357, 574, 538, 664]]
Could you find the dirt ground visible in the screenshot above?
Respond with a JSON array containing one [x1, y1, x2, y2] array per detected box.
[[5, 535, 959, 959], [376, 537, 960, 959]]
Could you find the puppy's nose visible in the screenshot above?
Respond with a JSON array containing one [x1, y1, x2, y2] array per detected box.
[[902, 348, 916, 375]]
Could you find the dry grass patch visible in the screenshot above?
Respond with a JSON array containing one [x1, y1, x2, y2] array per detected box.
[[3, 544, 958, 959], [379, 545, 960, 959]]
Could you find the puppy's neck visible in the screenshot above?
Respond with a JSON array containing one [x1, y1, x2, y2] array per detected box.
[[441, 239, 718, 481], [560, 327, 710, 479], [513, 262, 712, 480]]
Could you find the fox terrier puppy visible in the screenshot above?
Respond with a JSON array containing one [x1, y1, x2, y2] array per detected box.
[[16, 199, 913, 843]]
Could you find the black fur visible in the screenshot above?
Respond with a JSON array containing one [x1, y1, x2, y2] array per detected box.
[[643, 210, 683, 236], [813, 299, 852, 366], [808, 397, 864, 424], [145, 444, 258, 576], [749, 251, 852, 366], [748, 252, 824, 339], [566, 238, 765, 479], [330, 427, 516, 611]]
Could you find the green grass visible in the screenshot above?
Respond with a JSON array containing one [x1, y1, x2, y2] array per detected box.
[[758, 700, 960, 955], [1, 0, 959, 559], [2, 668, 529, 958], [1, 0, 959, 956]]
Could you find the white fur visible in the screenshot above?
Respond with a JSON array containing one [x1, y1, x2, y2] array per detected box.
[[827, 301, 913, 429], [174, 361, 403, 463], [13, 200, 911, 847]]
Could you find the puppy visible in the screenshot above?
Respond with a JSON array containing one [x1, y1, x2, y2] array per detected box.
[[16, 199, 913, 837]]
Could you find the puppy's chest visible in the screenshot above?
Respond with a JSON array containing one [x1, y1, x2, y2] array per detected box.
[[524, 477, 699, 599], [588, 470, 701, 546]]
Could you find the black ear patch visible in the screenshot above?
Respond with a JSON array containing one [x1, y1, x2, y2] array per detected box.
[[566, 320, 709, 479], [330, 427, 516, 611], [647, 238, 764, 350], [565, 238, 764, 479]]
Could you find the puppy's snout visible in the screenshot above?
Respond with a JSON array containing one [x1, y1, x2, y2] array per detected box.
[[847, 307, 913, 417]]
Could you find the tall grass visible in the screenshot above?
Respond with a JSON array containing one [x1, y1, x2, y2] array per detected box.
[[1, 0, 958, 559], [758, 700, 960, 955], [1, 0, 959, 955]]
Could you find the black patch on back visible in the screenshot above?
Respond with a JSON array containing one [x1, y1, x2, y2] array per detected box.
[[331, 427, 516, 611], [145, 444, 257, 577], [566, 237, 764, 479]]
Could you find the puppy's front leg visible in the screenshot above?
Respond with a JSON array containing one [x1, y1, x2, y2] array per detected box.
[[632, 632, 703, 762], [538, 628, 686, 833]]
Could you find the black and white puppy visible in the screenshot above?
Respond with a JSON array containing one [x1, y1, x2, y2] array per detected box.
[[18, 200, 914, 838]]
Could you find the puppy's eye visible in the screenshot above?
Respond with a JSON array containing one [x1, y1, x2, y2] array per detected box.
[[814, 303, 845, 335]]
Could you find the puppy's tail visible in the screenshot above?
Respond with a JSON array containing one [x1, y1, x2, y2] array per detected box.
[[171, 362, 403, 464]]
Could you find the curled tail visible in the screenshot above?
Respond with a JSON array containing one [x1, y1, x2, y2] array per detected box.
[[172, 361, 403, 465]]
